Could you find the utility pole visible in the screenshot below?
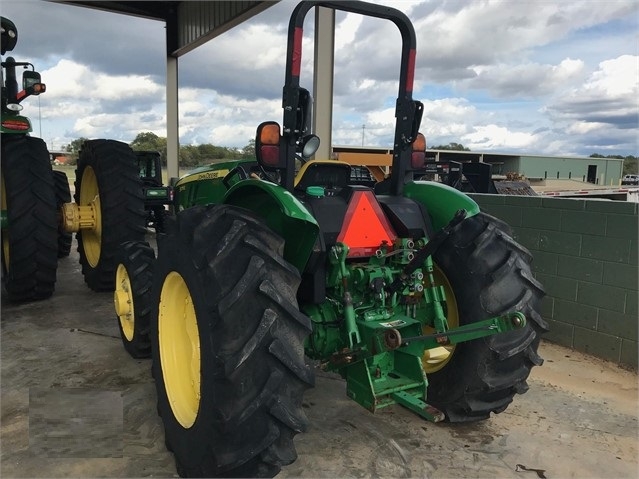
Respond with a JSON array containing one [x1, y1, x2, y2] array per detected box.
[[361, 124, 365, 146]]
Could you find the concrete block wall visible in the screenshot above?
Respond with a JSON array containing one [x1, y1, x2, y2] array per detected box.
[[469, 194, 638, 369]]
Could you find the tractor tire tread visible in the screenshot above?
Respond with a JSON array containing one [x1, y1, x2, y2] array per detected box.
[[53, 170, 72, 258], [429, 212, 548, 422], [116, 240, 155, 359], [151, 204, 313, 478], [1, 135, 58, 301], [74, 139, 146, 291]]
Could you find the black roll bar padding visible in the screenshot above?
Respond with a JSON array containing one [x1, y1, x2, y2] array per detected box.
[[281, 0, 421, 194], [3, 56, 19, 101]]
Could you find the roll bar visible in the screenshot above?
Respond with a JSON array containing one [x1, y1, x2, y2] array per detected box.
[[280, 1, 423, 194]]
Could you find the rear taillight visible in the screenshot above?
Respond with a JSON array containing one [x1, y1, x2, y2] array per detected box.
[[1, 119, 30, 131]]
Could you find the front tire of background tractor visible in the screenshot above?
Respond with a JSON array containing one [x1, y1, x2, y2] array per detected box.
[[74, 140, 146, 291], [0, 135, 58, 302], [114, 240, 155, 359], [427, 212, 548, 422], [151, 204, 314, 478], [53, 170, 72, 258]]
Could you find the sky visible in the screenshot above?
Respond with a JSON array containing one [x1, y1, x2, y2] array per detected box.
[[1, 0, 637, 157]]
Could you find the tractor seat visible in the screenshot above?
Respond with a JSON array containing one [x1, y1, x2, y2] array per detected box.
[[294, 160, 351, 191]]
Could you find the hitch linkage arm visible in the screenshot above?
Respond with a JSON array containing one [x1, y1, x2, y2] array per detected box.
[[398, 311, 527, 349], [387, 209, 467, 296]]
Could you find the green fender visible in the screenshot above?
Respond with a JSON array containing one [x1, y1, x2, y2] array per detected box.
[[403, 181, 480, 231], [224, 180, 319, 273], [173, 160, 253, 209]]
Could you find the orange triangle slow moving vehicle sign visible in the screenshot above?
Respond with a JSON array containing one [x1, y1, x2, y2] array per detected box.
[[336, 190, 397, 257]]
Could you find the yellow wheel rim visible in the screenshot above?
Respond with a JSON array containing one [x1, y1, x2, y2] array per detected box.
[[1, 175, 9, 270], [421, 265, 459, 374], [79, 166, 102, 267], [114, 264, 134, 341], [159, 271, 201, 429]]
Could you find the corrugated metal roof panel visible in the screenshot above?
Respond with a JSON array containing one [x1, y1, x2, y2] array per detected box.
[[54, 1, 275, 56], [176, 1, 273, 55]]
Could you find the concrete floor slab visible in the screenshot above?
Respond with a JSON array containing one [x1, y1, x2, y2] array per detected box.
[[2, 240, 638, 478]]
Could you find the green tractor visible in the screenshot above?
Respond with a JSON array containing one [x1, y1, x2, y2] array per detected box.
[[1, 16, 147, 300], [134, 150, 172, 233], [1, 16, 59, 301], [113, 1, 547, 477]]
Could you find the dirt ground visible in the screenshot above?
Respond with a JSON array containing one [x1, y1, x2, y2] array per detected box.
[[279, 340, 639, 479], [1, 240, 638, 479]]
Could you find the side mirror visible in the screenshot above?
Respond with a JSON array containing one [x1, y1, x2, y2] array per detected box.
[[22, 70, 45, 96], [410, 133, 426, 170], [255, 121, 286, 169]]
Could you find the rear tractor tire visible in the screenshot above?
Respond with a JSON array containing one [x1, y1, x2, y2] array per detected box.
[[74, 140, 146, 291], [151, 204, 314, 478], [114, 240, 155, 359], [425, 212, 548, 422], [1, 135, 58, 302], [53, 170, 72, 258]]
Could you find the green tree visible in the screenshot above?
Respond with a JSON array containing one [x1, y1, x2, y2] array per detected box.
[[226, 146, 243, 159], [64, 137, 88, 153], [430, 142, 470, 151], [623, 156, 638, 176], [198, 144, 234, 161], [125, 134, 280, 169], [591, 153, 638, 176], [179, 145, 199, 168], [242, 139, 255, 158], [130, 132, 167, 165], [61, 137, 89, 165]]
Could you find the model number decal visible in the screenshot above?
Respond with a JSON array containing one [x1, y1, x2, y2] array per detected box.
[[176, 169, 230, 188], [196, 170, 229, 181]]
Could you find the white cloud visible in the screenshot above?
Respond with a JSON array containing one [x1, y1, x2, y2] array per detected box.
[[566, 121, 609, 135], [462, 125, 536, 151], [27, 59, 166, 145], [177, 88, 282, 146], [582, 54, 638, 96], [334, 12, 363, 50], [412, 1, 635, 70], [546, 55, 638, 126], [3, 0, 636, 157], [467, 58, 586, 98], [40, 59, 163, 102], [72, 110, 165, 141]]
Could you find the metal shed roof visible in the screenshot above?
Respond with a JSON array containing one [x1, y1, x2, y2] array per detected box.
[[54, 1, 275, 56]]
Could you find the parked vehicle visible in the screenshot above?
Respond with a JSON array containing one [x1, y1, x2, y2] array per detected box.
[[1, 16, 147, 299], [1, 16, 58, 301], [135, 150, 172, 232], [112, 1, 547, 477]]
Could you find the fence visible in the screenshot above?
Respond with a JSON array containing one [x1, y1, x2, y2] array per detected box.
[[469, 194, 638, 369]]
